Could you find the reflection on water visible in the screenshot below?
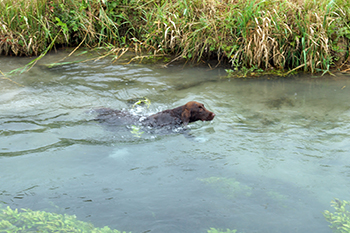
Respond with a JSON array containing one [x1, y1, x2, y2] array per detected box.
[[1, 51, 350, 233]]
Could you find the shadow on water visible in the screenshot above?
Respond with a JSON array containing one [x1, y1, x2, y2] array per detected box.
[[1, 51, 350, 232]]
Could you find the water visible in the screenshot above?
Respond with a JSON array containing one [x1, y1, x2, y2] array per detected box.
[[1, 50, 350, 233]]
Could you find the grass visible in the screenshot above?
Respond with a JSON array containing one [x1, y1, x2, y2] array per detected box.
[[0, 0, 349, 74]]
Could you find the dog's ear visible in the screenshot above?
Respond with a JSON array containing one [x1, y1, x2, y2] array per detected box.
[[181, 109, 190, 126]]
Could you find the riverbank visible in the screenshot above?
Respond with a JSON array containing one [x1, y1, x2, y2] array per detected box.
[[0, 0, 349, 73]]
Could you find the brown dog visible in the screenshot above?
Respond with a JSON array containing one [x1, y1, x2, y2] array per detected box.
[[95, 101, 215, 127], [144, 101, 215, 127]]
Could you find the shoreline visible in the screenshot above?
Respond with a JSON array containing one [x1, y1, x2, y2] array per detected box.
[[0, 0, 349, 75]]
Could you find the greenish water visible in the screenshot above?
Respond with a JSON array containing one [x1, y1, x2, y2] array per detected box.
[[1, 50, 349, 233]]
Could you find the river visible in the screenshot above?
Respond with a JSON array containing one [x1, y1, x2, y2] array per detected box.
[[1, 50, 349, 233]]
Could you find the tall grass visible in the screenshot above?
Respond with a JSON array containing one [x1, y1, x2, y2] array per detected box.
[[0, 0, 50, 55], [0, 0, 349, 73], [141, 0, 349, 72], [0, 0, 142, 55]]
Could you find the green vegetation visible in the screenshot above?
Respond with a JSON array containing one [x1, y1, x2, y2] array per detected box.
[[0, 206, 127, 232], [324, 199, 350, 233], [129, 98, 151, 138], [200, 177, 252, 198], [132, 97, 151, 109], [2, 199, 350, 232], [0, 206, 240, 233], [130, 125, 144, 138], [207, 228, 237, 233], [0, 0, 349, 74]]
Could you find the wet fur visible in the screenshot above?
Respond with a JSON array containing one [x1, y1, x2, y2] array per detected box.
[[95, 101, 215, 127]]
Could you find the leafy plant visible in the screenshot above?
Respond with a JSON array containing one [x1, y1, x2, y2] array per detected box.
[[130, 125, 144, 138], [0, 206, 127, 232], [132, 97, 151, 109], [324, 199, 350, 233]]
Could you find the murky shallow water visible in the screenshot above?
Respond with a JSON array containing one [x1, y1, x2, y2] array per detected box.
[[1, 50, 350, 233]]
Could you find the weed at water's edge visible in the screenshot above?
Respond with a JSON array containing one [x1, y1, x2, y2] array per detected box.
[[1, 0, 349, 74]]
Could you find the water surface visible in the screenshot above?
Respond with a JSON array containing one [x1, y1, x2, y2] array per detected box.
[[1, 51, 350, 233]]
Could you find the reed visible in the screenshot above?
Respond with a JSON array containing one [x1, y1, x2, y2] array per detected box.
[[141, 0, 349, 72], [0, 0, 349, 73]]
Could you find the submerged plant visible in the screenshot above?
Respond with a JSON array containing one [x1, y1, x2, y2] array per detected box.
[[0, 206, 127, 232], [200, 177, 252, 199], [0, 206, 243, 233], [324, 199, 350, 233], [207, 228, 237, 233], [130, 125, 144, 138]]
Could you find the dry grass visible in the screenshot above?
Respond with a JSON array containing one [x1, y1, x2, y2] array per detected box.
[[139, 0, 349, 72]]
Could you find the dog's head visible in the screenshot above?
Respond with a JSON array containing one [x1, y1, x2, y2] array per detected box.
[[181, 101, 215, 125]]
